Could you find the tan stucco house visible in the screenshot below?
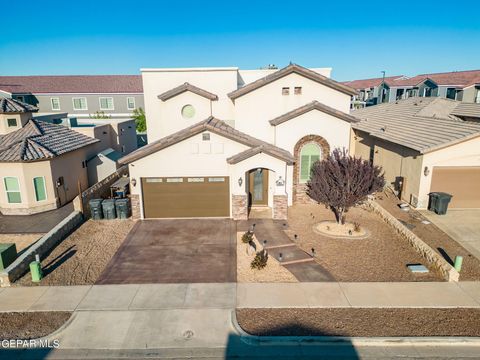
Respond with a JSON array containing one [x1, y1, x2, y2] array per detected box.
[[0, 97, 99, 215], [351, 97, 480, 209], [120, 64, 358, 220]]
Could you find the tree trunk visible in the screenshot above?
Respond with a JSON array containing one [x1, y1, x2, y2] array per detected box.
[[331, 207, 344, 224]]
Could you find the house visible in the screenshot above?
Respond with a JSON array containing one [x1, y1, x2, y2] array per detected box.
[[342, 75, 405, 107], [351, 97, 480, 209], [119, 64, 358, 220], [0, 75, 144, 119], [0, 98, 99, 215]]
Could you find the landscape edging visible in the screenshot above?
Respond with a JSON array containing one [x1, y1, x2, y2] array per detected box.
[[366, 200, 459, 282]]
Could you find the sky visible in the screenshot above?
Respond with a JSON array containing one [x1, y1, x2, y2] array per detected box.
[[1, 0, 479, 81]]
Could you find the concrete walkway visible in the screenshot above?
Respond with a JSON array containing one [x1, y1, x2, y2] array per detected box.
[[1, 282, 480, 312]]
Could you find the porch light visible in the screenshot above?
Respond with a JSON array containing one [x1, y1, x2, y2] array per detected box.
[[279, 253, 283, 262], [131, 178, 137, 187], [276, 176, 285, 186], [424, 166, 430, 176], [238, 177, 243, 187], [311, 248, 316, 257]]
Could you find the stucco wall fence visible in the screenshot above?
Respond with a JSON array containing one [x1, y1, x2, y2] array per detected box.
[[366, 199, 459, 282], [0, 211, 83, 287]]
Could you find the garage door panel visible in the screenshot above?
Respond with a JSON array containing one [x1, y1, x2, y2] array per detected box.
[[142, 177, 230, 218], [430, 167, 480, 208]]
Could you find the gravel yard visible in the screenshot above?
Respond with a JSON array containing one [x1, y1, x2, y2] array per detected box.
[[0, 233, 43, 254], [237, 233, 297, 283], [0, 312, 71, 340], [236, 308, 480, 337], [376, 192, 480, 281], [286, 204, 441, 282], [15, 219, 134, 286]]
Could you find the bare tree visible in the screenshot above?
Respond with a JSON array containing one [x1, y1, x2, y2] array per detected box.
[[307, 148, 385, 224]]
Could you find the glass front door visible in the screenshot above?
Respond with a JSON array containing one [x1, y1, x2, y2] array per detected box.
[[249, 169, 268, 206]]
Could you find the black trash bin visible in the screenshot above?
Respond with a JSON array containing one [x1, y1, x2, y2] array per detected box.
[[428, 192, 453, 215], [89, 199, 103, 220], [115, 198, 131, 219], [102, 199, 117, 220]]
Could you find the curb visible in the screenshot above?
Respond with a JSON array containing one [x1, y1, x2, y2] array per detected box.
[[31, 311, 77, 343], [231, 310, 480, 346]]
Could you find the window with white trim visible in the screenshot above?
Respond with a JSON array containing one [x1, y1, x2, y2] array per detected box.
[[33, 176, 47, 202], [51, 97, 60, 110], [300, 143, 321, 183], [127, 97, 135, 110], [72, 97, 88, 110], [4, 177, 21, 204], [99, 97, 114, 110], [7, 118, 17, 127]]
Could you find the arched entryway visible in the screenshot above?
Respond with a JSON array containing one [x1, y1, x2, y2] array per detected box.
[[293, 135, 330, 203]]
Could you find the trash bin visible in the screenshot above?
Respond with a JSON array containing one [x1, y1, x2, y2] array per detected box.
[[102, 199, 117, 220], [89, 199, 104, 220], [428, 192, 453, 215], [115, 198, 131, 219], [29, 260, 43, 282]]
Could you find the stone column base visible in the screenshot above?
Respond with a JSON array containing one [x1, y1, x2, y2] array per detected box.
[[131, 194, 141, 220], [273, 195, 288, 220], [232, 195, 248, 220]]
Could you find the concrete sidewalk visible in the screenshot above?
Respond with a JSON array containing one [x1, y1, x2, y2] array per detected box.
[[1, 281, 480, 312]]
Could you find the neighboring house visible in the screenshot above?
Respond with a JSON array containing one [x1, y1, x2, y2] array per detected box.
[[119, 64, 357, 220], [351, 97, 480, 209], [0, 75, 144, 119], [86, 148, 123, 185], [0, 98, 99, 215], [344, 70, 480, 106]]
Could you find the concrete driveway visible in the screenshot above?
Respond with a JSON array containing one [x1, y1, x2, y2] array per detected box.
[[421, 209, 480, 260], [96, 219, 237, 284]]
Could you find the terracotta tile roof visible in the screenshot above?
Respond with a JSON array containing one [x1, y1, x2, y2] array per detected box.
[[0, 119, 99, 162], [228, 64, 357, 99], [119, 116, 294, 165], [269, 100, 359, 126], [342, 76, 404, 90], [157, 82, 218, 101], [391, 70, 480, 88], [352, 97, 480, 153], [0, 97, 38, 114], [0, 75, 143, 94]]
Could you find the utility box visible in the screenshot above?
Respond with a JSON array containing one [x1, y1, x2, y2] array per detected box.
[[89, 199, 104, 220], [102, 199, 117, 220], [0, 243, 17, 270], [115, 198, 131, 219], [30, 261, 43, 282], [428, 192, 453, 215]]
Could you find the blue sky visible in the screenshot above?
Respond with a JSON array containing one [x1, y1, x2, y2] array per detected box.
[[1, 0, 479, 81]]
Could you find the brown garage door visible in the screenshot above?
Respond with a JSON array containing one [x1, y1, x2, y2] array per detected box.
[[141, 177, 230, 218], [430, 167, 480, 208]]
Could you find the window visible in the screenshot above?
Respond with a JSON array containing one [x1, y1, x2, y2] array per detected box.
[[300, 143, 321, 183], [208, 177, 225, 182], [294, 87, 302, 95], [72, 97, 88, 110], [396, 89, 405, 100], [166, 178, 183, 183], [188, 177, 204, 183], [476, 89, 480, 104], [202, 133, 210, 141], [181, 104, 195, 119], [4, 177, 21, 204], [33, 177, 47, 202], [446, 88, 457, 100], [99, 97, 114, 110], [423, 88, 432, 97], [7, 118, 17, 127], [282, 87, 290, 95], [127, 97, 135, 110], [51, 97, 60, 110], [16, 96, 24, 102], [121, 145, 126, 153]]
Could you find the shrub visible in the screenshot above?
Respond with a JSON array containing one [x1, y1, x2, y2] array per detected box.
[[353, 222, 361, 233], [242, 231, 254, 244], [251, 250, 268, 270]]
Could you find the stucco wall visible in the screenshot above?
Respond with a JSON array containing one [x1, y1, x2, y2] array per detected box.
[[0, 113, 31, 135]]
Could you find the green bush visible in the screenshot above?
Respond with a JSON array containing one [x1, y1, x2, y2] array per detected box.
[[242, 231, 254, 244], [251, 250, 268, 270]]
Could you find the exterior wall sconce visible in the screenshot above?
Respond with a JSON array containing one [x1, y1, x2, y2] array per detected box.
[[276, 176, 285, 186], [424, 166, 430, 176], [131, 178, 137, 187], [238, 177, 243, 187]]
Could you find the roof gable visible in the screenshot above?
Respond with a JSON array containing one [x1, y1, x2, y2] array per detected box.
[[269, 100, 359, 126], [228, 64, 357, 99], [157, 82, 218, 101]]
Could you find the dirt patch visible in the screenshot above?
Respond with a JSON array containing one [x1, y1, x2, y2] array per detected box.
[[376, 192, 480, 281], [286, 204, 441, 282], [0, 312, 72, 340], [237, 232, 297, 283], [236, 308, 480, 337], [15, 219, 134, 286], [313, 221, 368, 238]]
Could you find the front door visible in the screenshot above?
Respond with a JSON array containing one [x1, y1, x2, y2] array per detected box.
[[249, 169, 268, 206]]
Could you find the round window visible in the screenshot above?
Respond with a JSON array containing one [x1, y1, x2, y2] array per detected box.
[[181, 104, 195, 119]]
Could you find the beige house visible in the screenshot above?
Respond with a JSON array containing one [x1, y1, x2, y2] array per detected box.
[[351, 97, 480, 209], [0, 98, 99, 215]]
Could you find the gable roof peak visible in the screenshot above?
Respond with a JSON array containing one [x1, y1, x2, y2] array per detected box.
[[157, 83, 218, 101]]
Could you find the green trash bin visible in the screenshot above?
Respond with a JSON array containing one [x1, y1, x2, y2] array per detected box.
[[102, 199, 117, 220], [0, 243, 17, 271], [89, 198, 104, 220], [30, 261, 43, 282], [115, 198, 131, 219], [428, 192, 453, 215]]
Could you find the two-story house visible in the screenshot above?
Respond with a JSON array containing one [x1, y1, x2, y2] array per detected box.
[[119, 64, 358, 220]]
